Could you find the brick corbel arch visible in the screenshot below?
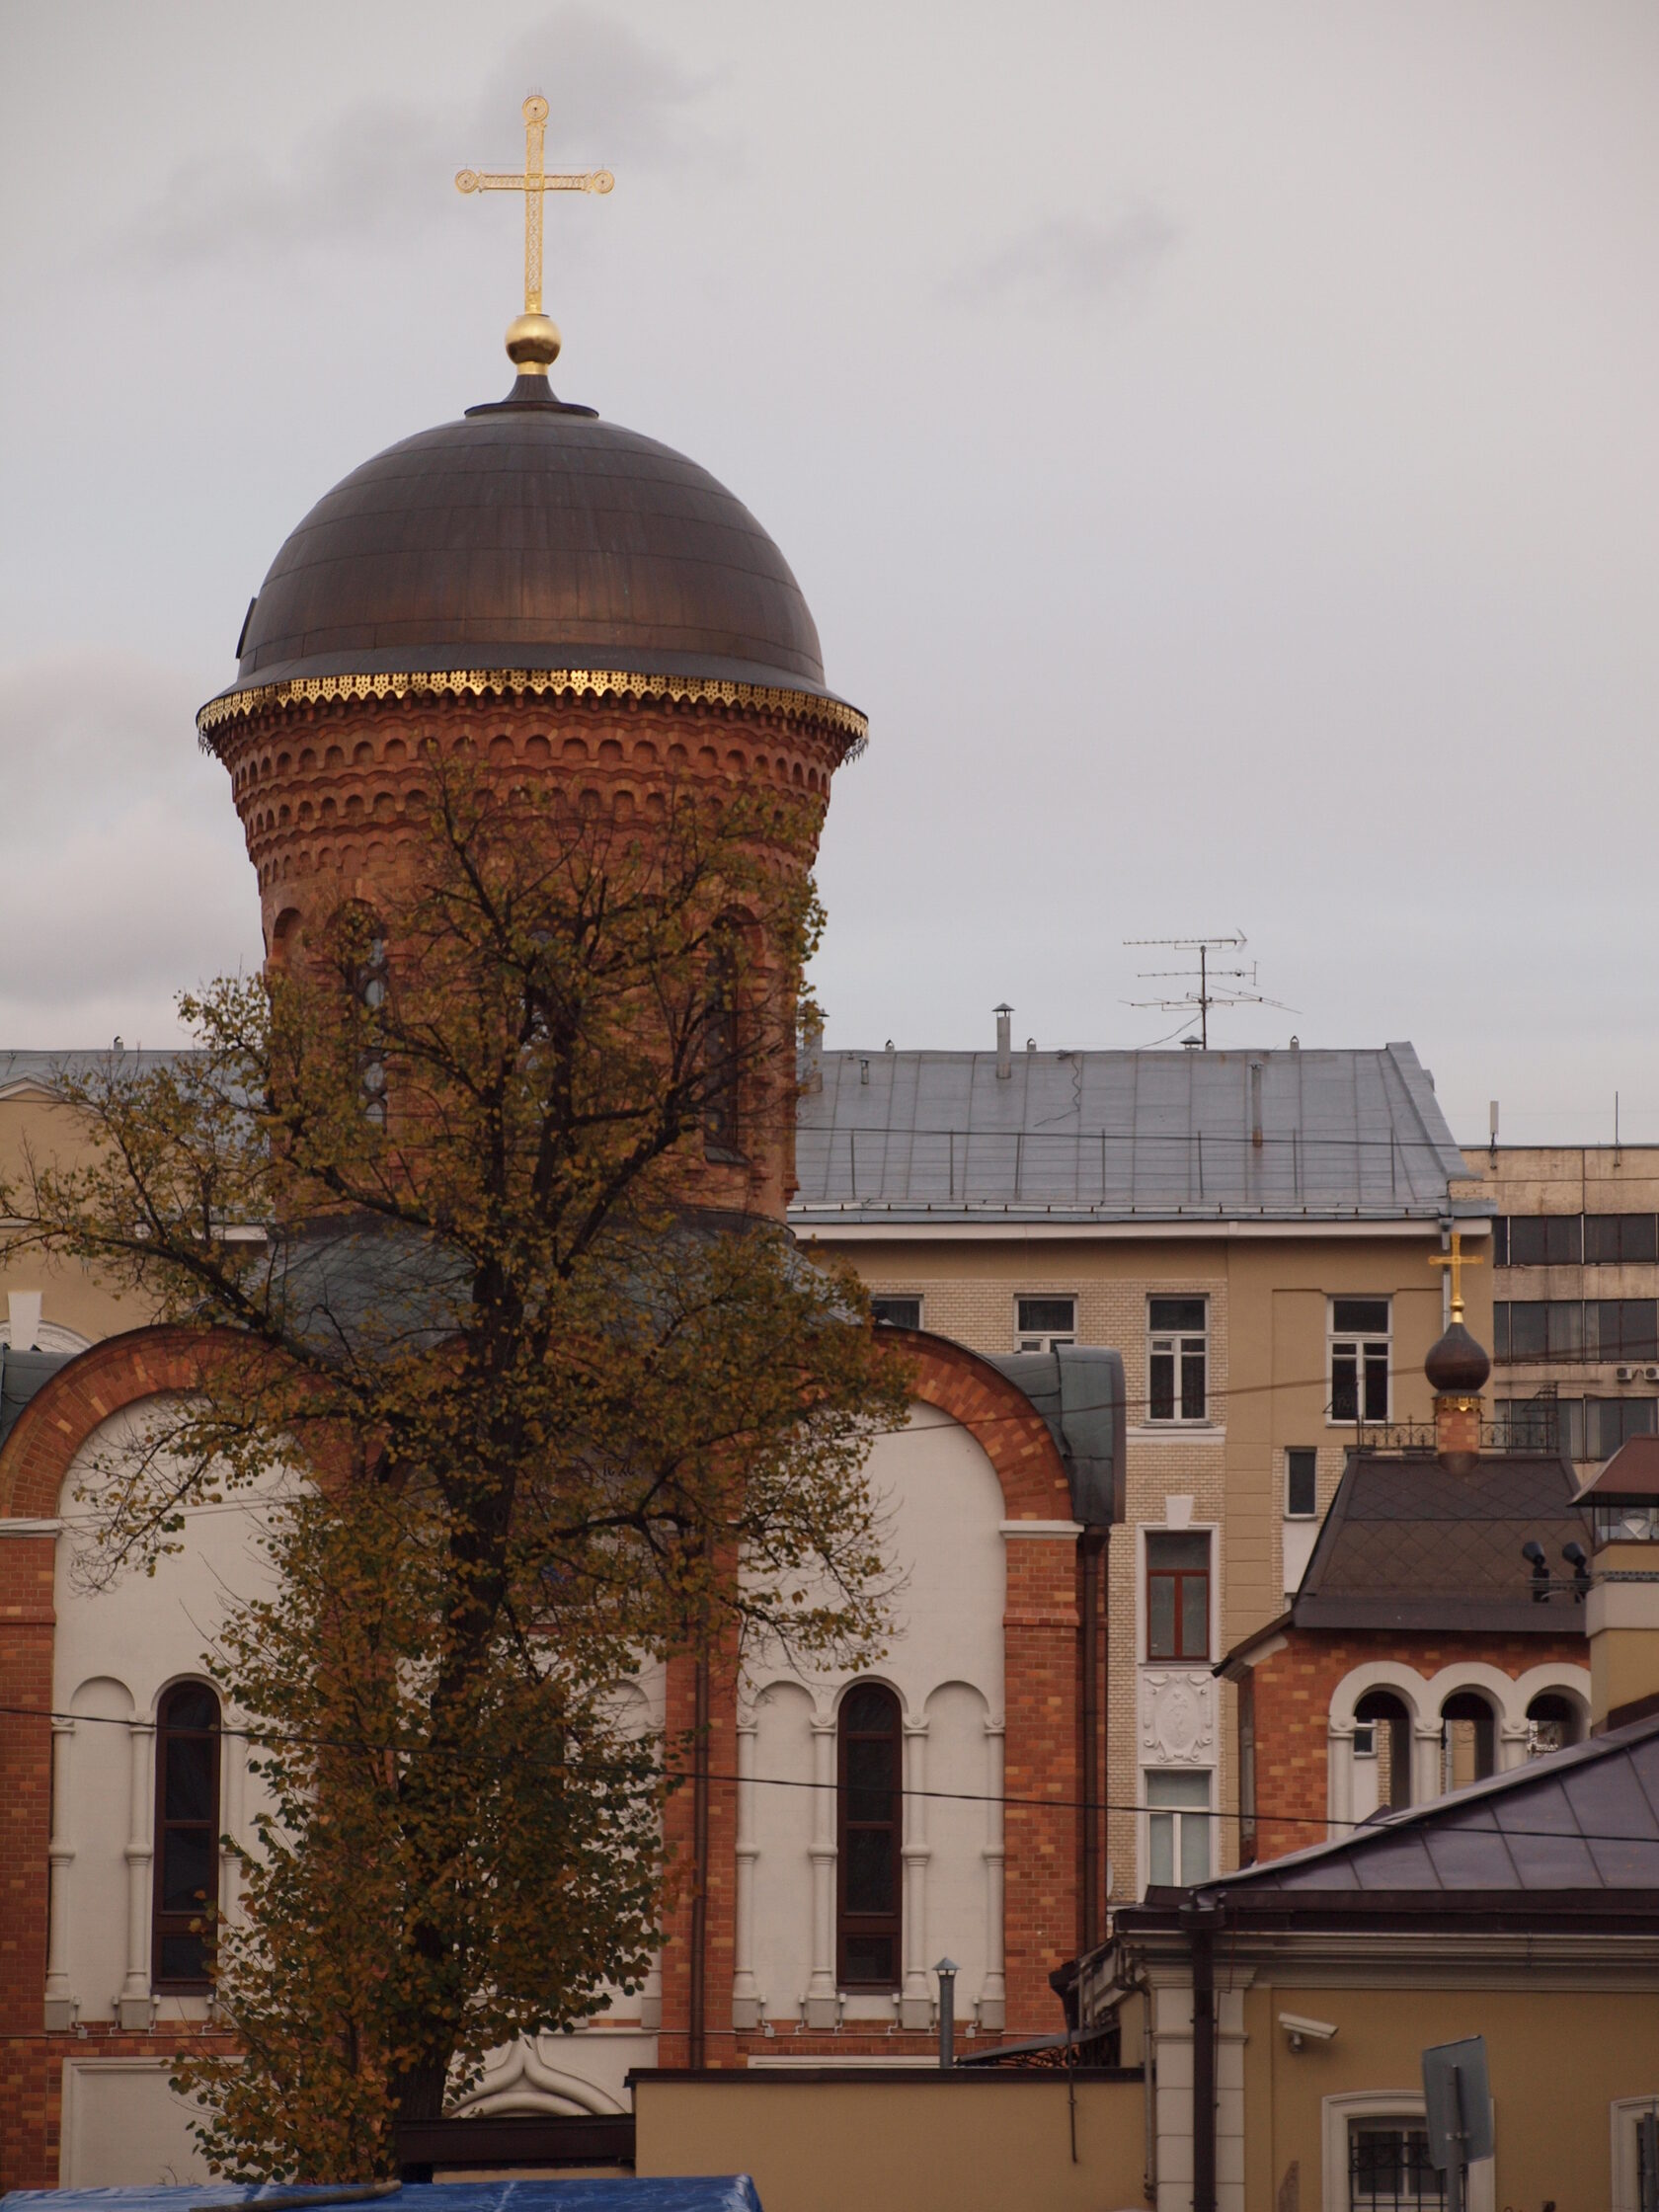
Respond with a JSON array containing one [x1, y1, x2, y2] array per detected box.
[[0, 1324, 226, 1520], [880, 1326, 1075, 1522]]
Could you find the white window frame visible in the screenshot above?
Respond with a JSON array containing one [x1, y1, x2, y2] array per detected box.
[[1327, 1297, 1392, 1426], [1014, 1292, 1077, 1353], [1140, 1768, 1213, 1894], [869, 1293, 924, 1331], [1611, 2096, 1659, 2212], [1322, 2091, 1494, 2212], [1285, 1446, 1319, 1519], [1146, 1295, 1209, 1425]]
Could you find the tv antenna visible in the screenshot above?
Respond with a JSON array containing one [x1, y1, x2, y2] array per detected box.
[[1125, 932, 1290, 1050]]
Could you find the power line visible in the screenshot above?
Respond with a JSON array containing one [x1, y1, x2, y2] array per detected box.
[[0, 1698, 1631, 1849]]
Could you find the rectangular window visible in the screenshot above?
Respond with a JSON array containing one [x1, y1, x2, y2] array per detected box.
[[869, 1295, 922, 1330], [1507, 1215, 1582, 1267], [1586, 1396, 1659, 1461], [1590, 1300, 1659, 1363], [1147, 1296, 1208, 1422], [1285, 1447, 1318, 1518], [1585, 1213, 1659, 1265], [1492, 1216, 1510, 1267], [1498, 1300, 1588, 1362], [1146, 1770, 1212, 1887], [1329, 1298, 1390, 1422], [1146, 1531, 1210, 1661], [1348, 2120, 1447, 2209], [1016, 1294, 1076, 1352], [1494, 1393, 1577, 1457]]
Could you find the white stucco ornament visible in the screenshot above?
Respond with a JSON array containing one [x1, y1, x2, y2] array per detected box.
[[1139, 1670, 1216, 1764]]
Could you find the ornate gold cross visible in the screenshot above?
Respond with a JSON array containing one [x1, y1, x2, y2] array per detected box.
[[456, 93, 612, 332], [1429, 1229, 1483, 1321]]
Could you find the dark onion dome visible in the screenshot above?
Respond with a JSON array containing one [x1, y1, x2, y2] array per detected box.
[[1425, 1319, 1491, 1396], [215, 379, 840, 707]]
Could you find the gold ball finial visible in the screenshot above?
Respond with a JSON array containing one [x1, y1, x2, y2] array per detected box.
[[522, 94, 550, 125], [506, 311, 562, 372]]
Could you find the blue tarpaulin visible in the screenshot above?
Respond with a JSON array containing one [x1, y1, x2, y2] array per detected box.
[[3, 2188, 759, 2212]]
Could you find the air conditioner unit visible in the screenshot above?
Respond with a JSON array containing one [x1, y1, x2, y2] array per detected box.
[[1617, 1366, 1637, 1383], [1644, 1367, 1659, 1384]]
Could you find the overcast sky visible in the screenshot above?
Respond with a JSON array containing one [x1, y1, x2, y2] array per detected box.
[[3, 3, 1657, 1145]]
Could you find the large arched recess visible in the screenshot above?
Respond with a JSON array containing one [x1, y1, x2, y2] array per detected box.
[[878, 1327, 1074, 1522], [0, 1326, 223, 1521]]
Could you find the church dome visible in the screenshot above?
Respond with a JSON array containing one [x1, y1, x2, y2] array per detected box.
[[1425, 1319, 1491, 1396], [223, 389, 832, 702]]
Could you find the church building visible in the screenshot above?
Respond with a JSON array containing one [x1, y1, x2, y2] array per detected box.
[[0, 104, 1125, 2186]]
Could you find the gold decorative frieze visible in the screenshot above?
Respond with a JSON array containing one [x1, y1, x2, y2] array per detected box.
[[197, 667, 868, 751]]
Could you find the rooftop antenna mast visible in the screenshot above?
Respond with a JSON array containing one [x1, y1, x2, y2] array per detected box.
[[1124, 932, 1269, 1050]]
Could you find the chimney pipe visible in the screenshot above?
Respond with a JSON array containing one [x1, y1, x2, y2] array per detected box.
[[1250, 1062, 1263, 1149], [994, 1004, 1012, 1081]]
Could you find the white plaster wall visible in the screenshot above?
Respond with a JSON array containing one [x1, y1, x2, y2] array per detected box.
[[750, 1680, 816, 2021], [59, 2058, 211, 2187], [64, 1676, 136, 2023], [922, 1681, 991, 1998], [741, 1401, 1007, 2019]]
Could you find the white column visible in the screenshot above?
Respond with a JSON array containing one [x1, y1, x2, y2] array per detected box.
[[639, 1954, 664, 2033], [979, 1719, 1006, 2030], [900, 1715, 931, 2028], [805, 1713, 838, 2028], [43, 1717, 76, 2030], [732, 1711, 761, 2029], [1326, 1718, 1355, 1839], [1498, 1720, 1531, 1774], [118, 1717, 154, 2029], [218, 1715, 245, 1933], [1413, 1721, 1444, 1809]]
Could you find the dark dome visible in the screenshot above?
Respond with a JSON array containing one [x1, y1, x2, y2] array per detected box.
[[1425, 1319, 1491, 1396], [227, 394, 830, 700]]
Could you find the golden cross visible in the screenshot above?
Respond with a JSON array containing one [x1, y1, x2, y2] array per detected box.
[[1429, 1229, 1483, 1321], [456, 94, 613, 321]]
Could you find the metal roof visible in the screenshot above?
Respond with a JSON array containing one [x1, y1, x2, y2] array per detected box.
[[791, 1043, 1484, 1227], [1282, 1449, 1589, 1635], [1193, 1707, 1659, 1895]]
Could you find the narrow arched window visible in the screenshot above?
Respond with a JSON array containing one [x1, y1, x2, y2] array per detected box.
[[153, 1682, 221, 1991], [1354, 1691, 1413, 1812], [1441, 1690, 1496, 1791], [836, 1683, 901, 1990]]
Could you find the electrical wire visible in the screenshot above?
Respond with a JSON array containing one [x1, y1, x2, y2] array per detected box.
[[0, 1698, 1635, 1850]]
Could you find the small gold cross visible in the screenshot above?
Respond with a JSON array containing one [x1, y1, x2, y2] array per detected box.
[[456, 94, 612, 340], [1429, 1229, 1483, 1321]]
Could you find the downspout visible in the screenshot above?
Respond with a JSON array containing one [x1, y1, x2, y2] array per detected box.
[[1191, 1912, 1218, 2212], [1080, 1532, 1105, 1951], [688, 1644, 710, 2069]]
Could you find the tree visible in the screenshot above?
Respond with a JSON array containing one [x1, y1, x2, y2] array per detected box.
[[11, 755, 910, 2176]]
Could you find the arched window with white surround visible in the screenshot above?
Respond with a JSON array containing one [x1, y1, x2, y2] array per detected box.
[[836, 1682, 902, 1990], [1440, 1690, 1497, 1791], [152, 1681, 221, 1991]]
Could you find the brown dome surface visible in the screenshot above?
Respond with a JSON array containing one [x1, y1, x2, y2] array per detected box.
[[1425, 1319, 1491, 1395], [224, 391, 831, 700]]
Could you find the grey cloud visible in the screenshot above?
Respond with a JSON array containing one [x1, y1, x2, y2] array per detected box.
[[955, 206, 1178, 311], [122, 7, 713, 269]]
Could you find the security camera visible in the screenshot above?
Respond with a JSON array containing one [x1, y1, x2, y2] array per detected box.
[[1279, 2012, 1339, 2050]]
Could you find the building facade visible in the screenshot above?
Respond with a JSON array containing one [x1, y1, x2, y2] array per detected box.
[[1463, 1143, 1659, 1470], [792, 1036, 1495, 1897]]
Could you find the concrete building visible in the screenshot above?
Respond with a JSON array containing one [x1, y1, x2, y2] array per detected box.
[[1462, 1143, 1659, 1470], [792, 1034, 1495, 1896]]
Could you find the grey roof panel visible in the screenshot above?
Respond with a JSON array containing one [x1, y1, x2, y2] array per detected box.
[[792, 1042, 1483, 1225], [1197, 1712, 1659, 1896]]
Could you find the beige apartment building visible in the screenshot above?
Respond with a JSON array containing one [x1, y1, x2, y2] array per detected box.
[[792, 1034, 1494, 1893], [1461, 1142, 1659, 1471]]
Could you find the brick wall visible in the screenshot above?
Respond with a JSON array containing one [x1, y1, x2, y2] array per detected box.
[[1242, 1626, 1588, 1863]]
